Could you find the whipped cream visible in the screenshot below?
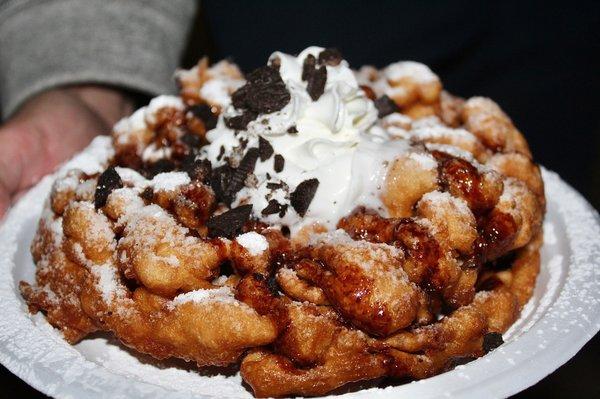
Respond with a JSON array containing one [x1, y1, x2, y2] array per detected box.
[[201, 46, 415, 234]]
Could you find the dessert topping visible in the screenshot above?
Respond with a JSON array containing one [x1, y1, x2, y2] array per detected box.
[[374, 95, 400, 118], [317, 48, 343, 66], [95, 167, 123, 209], [290, 178, 319, 217], [206, 204, 253, 238]]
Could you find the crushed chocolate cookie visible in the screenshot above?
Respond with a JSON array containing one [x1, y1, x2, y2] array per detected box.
[[236, 147, 259, 176], [374, 95, 400, 118], [183, 157, 212, 182], [94, 167, 123, 209], [209, 165, 233, 205], [239, 137, 249, 150], [482, 332, 504, 353], [302, 54, 327, 101], [225, 110, 258, 130], [318, 48, 343, 66], [261, 199, 285, 216], [306, 66, 327, 101], [279, 205, 289, 217], [188, 104, 218, 130], [258, 136, 274, 161], [287, 125, 298, 134], [210, 148, 259, 206], [290, 178, 319, 217], [273, 154, 285, 172], [302, 54, 317, 81], [206, 204, 253, 238], [229, 65, 290, 130], [217, 146, 226, 161]]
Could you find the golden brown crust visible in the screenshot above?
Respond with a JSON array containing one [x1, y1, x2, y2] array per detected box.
[[21, 59, 546, 398]]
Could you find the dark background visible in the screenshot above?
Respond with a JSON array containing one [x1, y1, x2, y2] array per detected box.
[[1, 1, 599, 397]]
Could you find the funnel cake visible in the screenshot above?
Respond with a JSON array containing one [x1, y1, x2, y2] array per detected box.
[[20, 47, 544, 397]]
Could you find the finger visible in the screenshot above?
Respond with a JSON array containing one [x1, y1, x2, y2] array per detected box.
[[6, 90, 108, 193], [0, 123, 32, 204], [0, 183, 9, 219]]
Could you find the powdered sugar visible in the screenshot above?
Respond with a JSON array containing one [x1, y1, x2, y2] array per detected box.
[[420, 190, 472, 217], [145, 95, 184, 125], [235, 232, 269, 255], [114, 167, 147, 187], [384, 61, 439, 84], [309, 229, 403, 261], [142, 143, 172, 162], [113, 107, 147, 145], [408, 152, 438, 171], [170, 286, 238, 308], [149, 172, 190, 192], [91, 263, 123, 304], [1, 142, 600, 398], [58, 136, 113, 176]]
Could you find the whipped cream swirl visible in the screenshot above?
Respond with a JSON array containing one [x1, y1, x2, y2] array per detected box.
[[202, 46, 409, 234]]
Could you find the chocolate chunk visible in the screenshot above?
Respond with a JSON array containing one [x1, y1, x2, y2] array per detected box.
[[483, 332, 504, 353], [258, 136, 274, 161], [145, 159, 175, 178], [287, 125, 298, 134], [262, 199, 283, 215], [188, 104, 217, 130], [183, 157, 212, 182], [302, 54, 327, 101], [210, 165, 233, 205], [374, 95, 400, 118], [207, 204, 253, 238], [261, 200, 288, 217], [302, 54, 317, 81], [210, 148, 259, 206], [225, 110, 258, 130], [290, 178, 319, 217], [306, 67, 327, 101], [231, 66, 290, 117], [273, 154, 285, 172], [318, 48, 343, 66], [94, 167, 123, 209], [235, 148, 259, 184], [217, 145, 226, 161], [266, 182, 284, 190]]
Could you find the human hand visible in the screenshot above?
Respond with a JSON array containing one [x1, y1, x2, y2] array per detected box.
[[0, 85, 134, 218]]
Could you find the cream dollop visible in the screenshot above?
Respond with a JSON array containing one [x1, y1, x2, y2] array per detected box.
[[202, 47, 408, 234]]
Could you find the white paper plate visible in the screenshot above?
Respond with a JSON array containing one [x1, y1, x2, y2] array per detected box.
[[1, 165, 599, 399]]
